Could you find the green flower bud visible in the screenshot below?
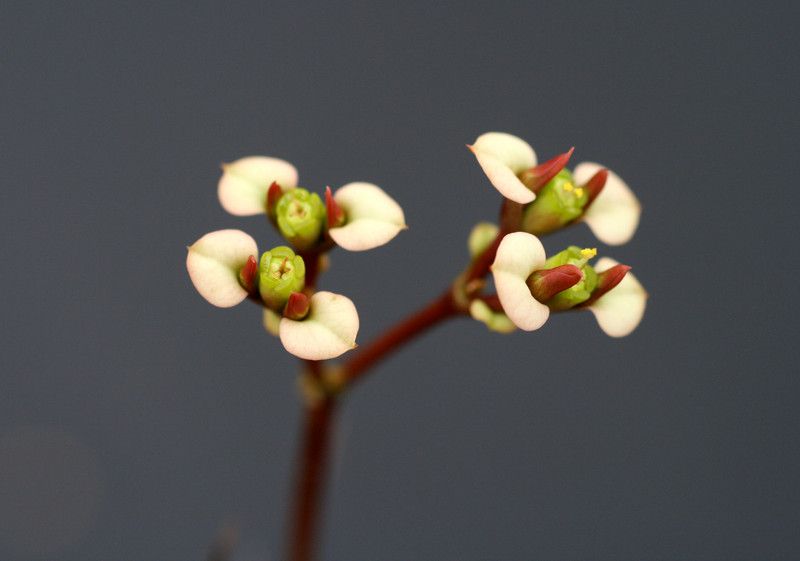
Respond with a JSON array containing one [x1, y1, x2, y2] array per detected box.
[[275, 188, 325, 250], [467, 222, 500, 259], [258, 246, 306, 311], [469, 300, 516, 333], [521, 169, 589, 236], [539, 245, 598, 310]]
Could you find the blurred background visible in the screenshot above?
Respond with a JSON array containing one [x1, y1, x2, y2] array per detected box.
[[1, 2, 798, 560]]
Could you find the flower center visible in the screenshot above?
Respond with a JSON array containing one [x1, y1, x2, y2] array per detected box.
[[542, 245, 599, 309], [289, 198, 309, 219], [562, 182, 584, 199], [275, 188, 325, 250], [270, 257, 293, 280], [259, 246, 306, 310]]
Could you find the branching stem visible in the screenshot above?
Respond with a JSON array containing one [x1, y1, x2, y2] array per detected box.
[[285, 204, 512, 561]]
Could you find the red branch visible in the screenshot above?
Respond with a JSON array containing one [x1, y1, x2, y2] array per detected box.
[[286, 396, 338, 561]]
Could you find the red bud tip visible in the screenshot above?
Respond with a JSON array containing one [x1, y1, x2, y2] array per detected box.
[[579, 264, 631, 308], [239, 254, 259, 293], [325, 186, 346, 229], [519, 147, 574, 194], [579, 168, 608, 207], [284, 291, 310, 320], [267, 181, 284, 216], [528, 264, 583, 303]]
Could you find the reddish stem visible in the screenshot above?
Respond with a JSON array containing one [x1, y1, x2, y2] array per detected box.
[[286, 394, 338, 561], [340, 290, 459, 387], [284, 199, 514, 560]]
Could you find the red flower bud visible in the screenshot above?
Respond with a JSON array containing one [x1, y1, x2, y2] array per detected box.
[[266, 181, 285, 221], [577, 264, 631, 308], [238, 254, 259, 293], [579, 168, 609, 209], [518, 147, 574, 194], [527, 264, 583, 303], [283, 291, 310, 321], [325, 186, 346, 230]]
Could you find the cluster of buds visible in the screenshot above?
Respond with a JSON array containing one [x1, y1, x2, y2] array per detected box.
[[187, 156, 406, 360], [467, 132, 647, 336]]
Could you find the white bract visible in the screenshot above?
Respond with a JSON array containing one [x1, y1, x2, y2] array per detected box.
[[218, 156, 298, 216], [587, 257, 647, 337], [573, 163, 641, 246], [186, 229, 258, 307], [490, 232, 550, 331], [469, 132, 537, 204], [279, 292, 359, 360], [329, 182, 406, 251]]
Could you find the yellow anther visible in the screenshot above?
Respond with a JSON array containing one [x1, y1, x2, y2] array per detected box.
[[574, 187, 584, 198], [581, 248, 597, 259], [563, 182, 574, 192]]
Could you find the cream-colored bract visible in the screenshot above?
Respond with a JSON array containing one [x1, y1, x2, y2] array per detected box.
[[262, 308, 282, 336], [186, 229, 258, 307], [329, 182, 406, 251], [279, 292, 359, 360], [218, 156, 298, 216], [588, 257, 647, 337], [469, 132, 537, 204], [573, 162, 641, 246], [490, 232, 550, 331]]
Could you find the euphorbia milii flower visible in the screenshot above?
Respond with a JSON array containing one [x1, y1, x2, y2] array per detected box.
[[490, 232, 646, 336], [469, 132, 641, 245], [326, 182, 407, 251], [187, 230, 360, 359], [218, 156, 405, 251]]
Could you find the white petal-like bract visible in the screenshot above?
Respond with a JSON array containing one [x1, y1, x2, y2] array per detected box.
[[279, 291, 359, 360], [588, 257, 647, 337], [490, 232, 550, 331], [329, 182, 406, 251], [218, 156, 298, 216], [470, 132, 537, 204], [186, 229, 258, 307], [574, 162, 641, 245]]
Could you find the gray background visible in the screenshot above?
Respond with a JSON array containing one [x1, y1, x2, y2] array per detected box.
[[1, 2, 798, 560]]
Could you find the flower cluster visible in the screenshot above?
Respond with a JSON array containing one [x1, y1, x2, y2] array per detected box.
[[468, 132, 647, 337], [187, 156, 406, 359], [186, 133, 649, 561], [187, 132, 647, 364]]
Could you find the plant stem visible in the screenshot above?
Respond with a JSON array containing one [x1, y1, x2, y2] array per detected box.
[[284, 290, 460, 561], [286, 393, 338, 561], [284, 215, 511, 560], [340, 290, 460, 387]]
